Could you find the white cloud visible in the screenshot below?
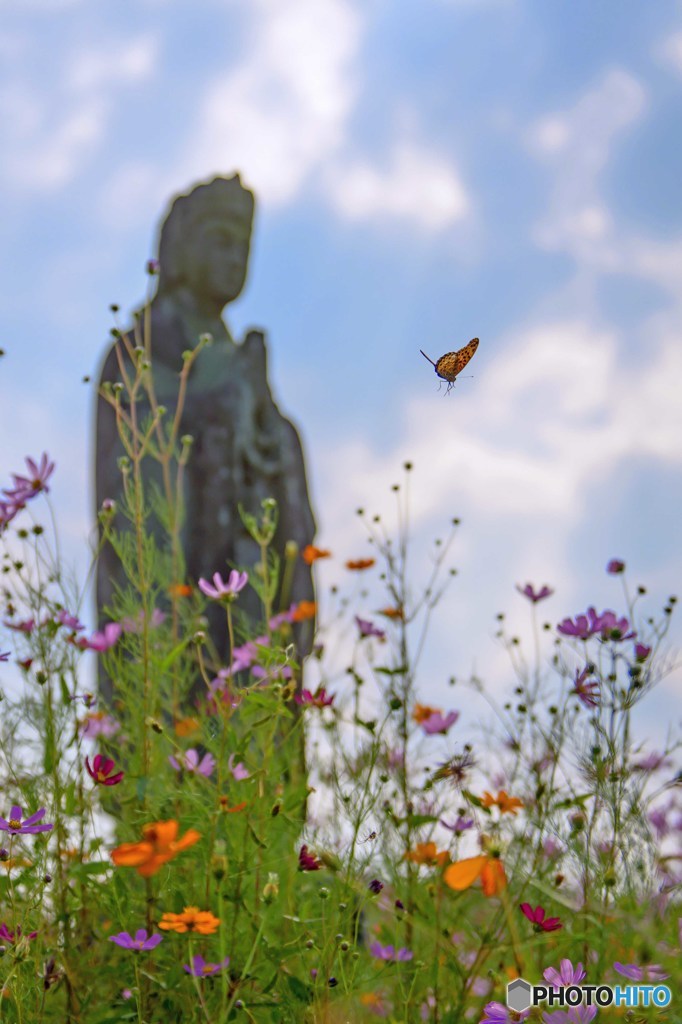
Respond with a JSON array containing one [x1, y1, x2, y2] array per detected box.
[[656, 29, 682, 75], [529, 70, 646, 254], [179, 0, 361, 205], [0, 36, 158, 192], [325, 142, 470, 230]]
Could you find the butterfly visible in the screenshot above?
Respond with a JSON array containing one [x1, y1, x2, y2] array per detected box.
[[420, 338, 479, 393]]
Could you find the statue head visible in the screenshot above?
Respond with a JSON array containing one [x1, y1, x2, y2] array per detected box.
[[156, 174, 255, 309]]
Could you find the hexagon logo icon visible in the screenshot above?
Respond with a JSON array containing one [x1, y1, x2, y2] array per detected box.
[[507, 978, 532, 1013]]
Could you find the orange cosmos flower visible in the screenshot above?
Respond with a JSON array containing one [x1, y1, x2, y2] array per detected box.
[[158, 906, 220, 935], [481, 790, 524, 816], [168, 583, 193, 598], [291, 600, 316, 622], [219, 797, 248, 813], [174, 716, 200, 738], [345, 558, 376, 571], [378, 606, 404, 620], [443, 855, 506, 896], [412, 703, 440, 724], [404, 842, 449, 867], [302, 545, 332, 565], [111, 820, 201, 878]]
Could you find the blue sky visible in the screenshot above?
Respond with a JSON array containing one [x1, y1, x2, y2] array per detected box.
[[1, 0, 681, 743]]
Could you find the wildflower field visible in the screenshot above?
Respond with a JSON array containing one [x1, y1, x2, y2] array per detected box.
[[0, 309, 680, 1022]]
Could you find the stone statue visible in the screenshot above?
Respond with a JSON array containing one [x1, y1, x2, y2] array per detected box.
[[95, 175, 317, 691]]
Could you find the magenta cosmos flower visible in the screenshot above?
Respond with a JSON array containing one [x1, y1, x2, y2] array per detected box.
[[85, 754, 124, 786], [295, 687, 334, 708], [168, 749, 215, 776], [520, 903, 562, 932], [420, 710, 459, 735], [56, 609, 85, 632], [606, 559, 625, 574], [299, 844, 322, 871], [109, 929, 163, 951], [183, 954, 231, 976], [369, 941, 413, 962], [0, 805, 53, 836], [516, 583, 554, 603], [0, 922, 38, 942], [198, 570, 248, 601]]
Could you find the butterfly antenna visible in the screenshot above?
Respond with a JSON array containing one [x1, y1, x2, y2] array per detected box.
[[419, 349, 437, 367]]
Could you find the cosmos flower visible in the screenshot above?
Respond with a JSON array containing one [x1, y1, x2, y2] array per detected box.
[[346, 558, 376, 571], [168, 749, 215, 777], [369, 942, 413, 962], [183, 954, 231, 976], [75, 623, 122, 652], [481, 790, 523, 815], [294, 688, 334, 708], [227, 754, 250, 780], [159, 907, 220, 935], [80, 712, 120, 739], [355, 616, 386, 640], [404, 843, 449, 867], [301, 545, 331, 564], [543, 959, 586, 987], [606, 559, 625, 574], [85, 754, 125, 786], [571, 667, 600, 708], [420, 710, 459, 735], [5, 453, 55, 502], [516, 583, 554, 603], [299, 844, 322, 871], [0, 805, 53, 836], [479, 1003, 529, 1023], [198, 570, 248, 601], [443, 855, 506, 897], [111, 821, 201, 877], [613, 961, 668, 981], [520, 903, 562, 932], [108, 929, 163, 951]]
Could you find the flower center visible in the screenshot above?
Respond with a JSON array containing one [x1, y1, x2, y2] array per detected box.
[[9, 818, 21, 829]]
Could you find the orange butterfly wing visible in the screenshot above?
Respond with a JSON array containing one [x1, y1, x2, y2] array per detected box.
[[434, 338, 479, 383]]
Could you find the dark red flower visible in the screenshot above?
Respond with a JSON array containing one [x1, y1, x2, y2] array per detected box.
[[519, 902, 562, 932]]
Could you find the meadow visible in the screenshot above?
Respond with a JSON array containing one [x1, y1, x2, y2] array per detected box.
[[0, 298, 680, 1023]]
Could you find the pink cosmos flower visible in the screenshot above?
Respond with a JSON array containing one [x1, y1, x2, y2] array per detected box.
[[606, 559, 625, 574], [520, 903, 562, 932], [184, 954, 231, 977], [543, 1008, 597, 1023], [571, 667, 600, 708], [480, 1003, 529, 1023], [56, 609, 85, 632], [420, 710, 459, 735], [198, 570, 248, 601], [633, 751, 671, 772], [543, 959, 586, 988], [613, 961, 668, 982], [516, 583, 554, 603], [3, 618, 35, 633], [369, 942, 413, 962], [5, 453, 55, 502], [75, 623, 122, 652], [85, 754, 124, 786], [355, 616, 386, 640], [0, 805, 53, 836], [558, 607, 634, 641], [269, 607, 296, 630], [120, 608, 166, 633], [109, 929, 163, 951], [168, 749, 215, 777], [80, 712, 119, 739], [634, 642, 651, 661], [227, 754, 250, 780]]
